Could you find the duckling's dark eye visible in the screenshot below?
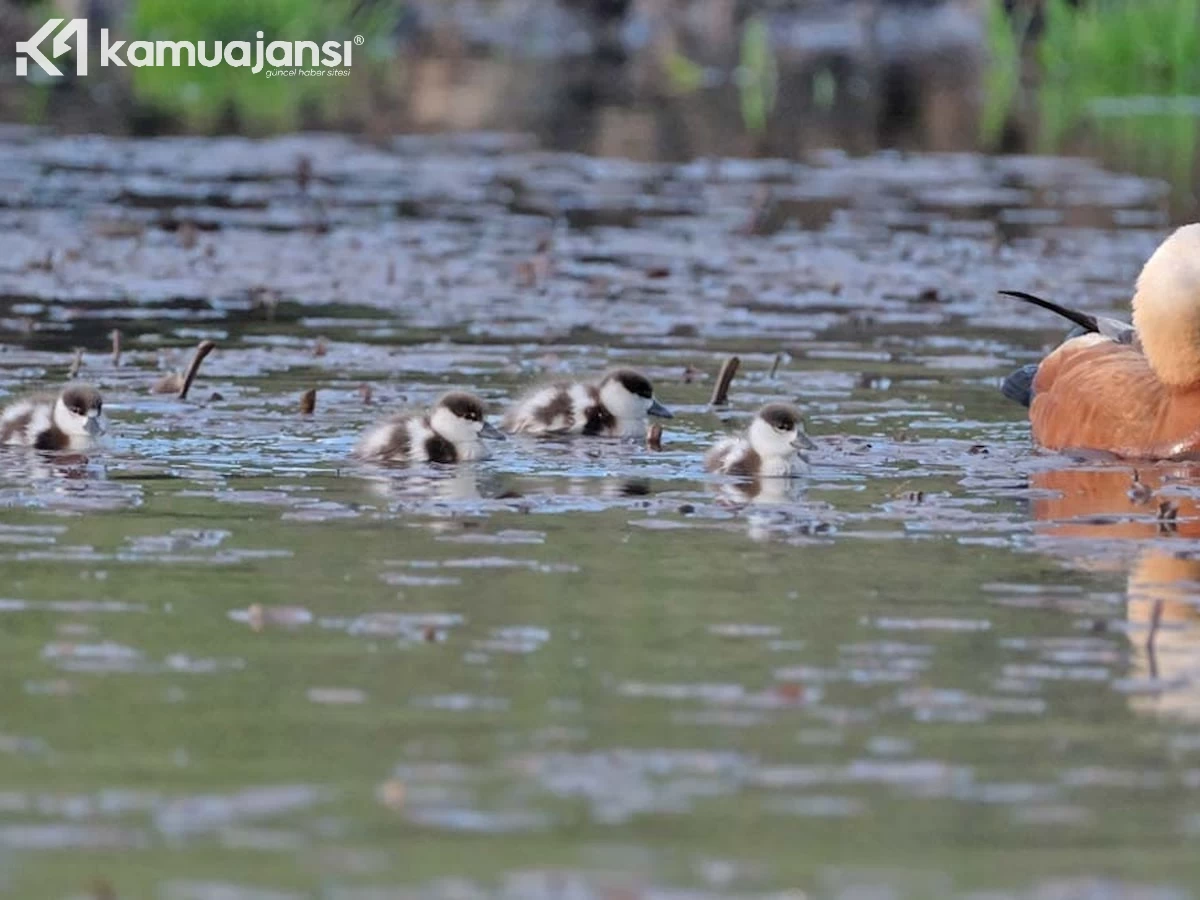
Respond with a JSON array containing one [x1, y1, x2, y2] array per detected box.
[[69, 405, 83, 415]]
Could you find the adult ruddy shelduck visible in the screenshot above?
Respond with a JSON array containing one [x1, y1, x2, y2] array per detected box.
[[1001, 223, 1200, 459]]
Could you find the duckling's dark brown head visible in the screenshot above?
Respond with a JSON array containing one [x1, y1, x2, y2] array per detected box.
[[759, 403, 800, 433], [599, 369, 672, 421], [61, 384, 103, 417], [750, 403, 815, 458], [603, 369, 653, 399], [438, 392, 486, 422], [432, 392, 505, 444], [55, 383, 105, 438]]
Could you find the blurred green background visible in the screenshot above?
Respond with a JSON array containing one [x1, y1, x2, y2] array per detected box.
[[2, 0, 1197, 216]]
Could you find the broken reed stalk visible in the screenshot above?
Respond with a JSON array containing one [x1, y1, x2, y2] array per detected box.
[[295, 154, 313, 192], [68, 348, 84, 379], [646, 423, 663, 451], [299, 389, 317, 415], [178, 340, 216, 400], [1146, 599, 1164, 679], [710, 355, 740, 406], [769, 353, 783, 379], [111, 329, 122, 366]]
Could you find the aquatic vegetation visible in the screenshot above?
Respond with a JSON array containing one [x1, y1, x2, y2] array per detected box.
[[737, 14, 778, 135], [981, 0, 1028, 143], [986, 0, 1200, 202], [661, 13, 778, 136], [1038, 0, 1200, 96], [1039, 0, 1199, 184]]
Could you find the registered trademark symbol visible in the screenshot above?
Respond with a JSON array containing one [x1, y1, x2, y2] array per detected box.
[[353, 34, 364, 46]]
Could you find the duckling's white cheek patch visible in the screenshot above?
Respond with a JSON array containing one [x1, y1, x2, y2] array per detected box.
[[430, 407, 480, 447]]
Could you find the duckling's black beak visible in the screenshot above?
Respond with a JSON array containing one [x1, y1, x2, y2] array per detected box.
[[647, 398, 673, 419], [481, 421, 506, 440], [793, 432, 816, 451], [85, 415, 104, 436]]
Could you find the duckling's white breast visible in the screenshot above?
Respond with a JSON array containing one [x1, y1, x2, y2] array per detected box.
[[759, 454, 800, 478]]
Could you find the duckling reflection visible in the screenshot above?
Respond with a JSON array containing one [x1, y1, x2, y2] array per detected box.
[[703, 475, 810, 544], [0, 447, 95, 483], [607, 477, 652, 498], [712, 474, 805, 507], [361, 468, 484, 503], [1032, 465, 1200, 721]]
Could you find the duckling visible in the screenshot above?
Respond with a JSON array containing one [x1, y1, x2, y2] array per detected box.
[[502, 368, 672, 437], [355, 392, 504, 464], [0, 383, 105, 451], [999, 223, 1200, 458], [705, 403, 815, 478]]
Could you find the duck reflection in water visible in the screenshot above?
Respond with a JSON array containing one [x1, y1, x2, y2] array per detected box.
[[361, 468, 485, 503], [1032, 465, 1200, 720], [703, 475, 811, 545], [713, 474, 805, 508]]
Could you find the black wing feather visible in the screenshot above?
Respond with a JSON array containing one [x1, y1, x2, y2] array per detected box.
[[999, 290, 1136, 344]]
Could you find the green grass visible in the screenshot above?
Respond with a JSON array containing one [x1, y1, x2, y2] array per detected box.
[[1038, 0, 1200, 95], [981, 0, 1030, 143], [986, 0, 1200, 203], [738, 14, 777, 135]]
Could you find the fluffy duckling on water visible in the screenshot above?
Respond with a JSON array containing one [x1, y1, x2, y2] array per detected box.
[[502, 368, 672, 437], [705, 403, 815, 478], [999, 223, 1200, 458], [0, 383, 105, 451], [355, 392, 505, 464]]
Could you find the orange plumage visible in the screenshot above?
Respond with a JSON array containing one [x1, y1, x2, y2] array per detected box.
[[1007, 224, 1200, 459], [1030, 334, 1200, 458]]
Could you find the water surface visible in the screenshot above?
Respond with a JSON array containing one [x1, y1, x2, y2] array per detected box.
[[0, 132, 1196, 898]]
